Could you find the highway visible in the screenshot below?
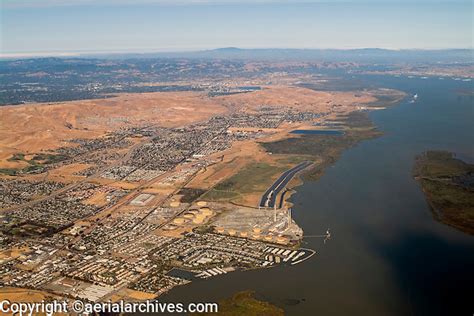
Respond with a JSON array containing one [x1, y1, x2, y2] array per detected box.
[[259, 161, 312, 208]]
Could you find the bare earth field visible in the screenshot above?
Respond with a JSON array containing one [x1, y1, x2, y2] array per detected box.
[[214, 85, 376, 112], [0, 91, 227, 165]]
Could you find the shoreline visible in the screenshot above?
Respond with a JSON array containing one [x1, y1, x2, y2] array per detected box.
[[413, 150, 474, 235]]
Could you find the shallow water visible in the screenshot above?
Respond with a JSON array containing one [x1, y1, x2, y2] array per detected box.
[[162, 75, 474, 315]]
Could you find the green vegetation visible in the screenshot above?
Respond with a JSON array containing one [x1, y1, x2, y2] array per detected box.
[[22, 165, 44, 173], [31, 153, 69, 164], [203, 162, 287, 202], [413, 151, 470, 178], [261, 111, 380, 181], [1, 222, 52, 237], [275, 154, 313, 165], [203, 189, 241, 201], [414, 150, 474, 235], [7, 153, 26, 161], [142, 242, 157, 249], [262, 113, 379, 157], [0, 152, 68, 176], [342, 111, 379, 129], [193, 225, 215, 234], [193, 291, 284, 316], [177, 188, 207, 203], [100, 271, 117, 279], [0, 168, 19, 176]]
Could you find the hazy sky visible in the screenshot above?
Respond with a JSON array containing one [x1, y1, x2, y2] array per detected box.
[[1, 0, 472, 55]]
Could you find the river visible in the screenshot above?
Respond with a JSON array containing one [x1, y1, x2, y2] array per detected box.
[[162, 75, 474, 315]]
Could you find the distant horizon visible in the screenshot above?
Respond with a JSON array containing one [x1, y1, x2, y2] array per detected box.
[[1, 46, 473, 60], [2, 1, 472, 55]]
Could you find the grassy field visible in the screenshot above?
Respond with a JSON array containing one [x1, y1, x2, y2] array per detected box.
[[414, 150, 474, 235], [177, 188, 207, 203], [193, 291, 284, 316], [202, 162, 287, 203]]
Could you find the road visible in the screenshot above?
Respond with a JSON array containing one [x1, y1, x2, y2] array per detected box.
[[259, 161, 312, 208]]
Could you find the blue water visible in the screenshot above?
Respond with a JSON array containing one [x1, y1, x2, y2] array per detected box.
[[162, 75, 474, 315]]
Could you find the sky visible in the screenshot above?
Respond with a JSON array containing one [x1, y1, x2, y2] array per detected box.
[[1, 0, 472, 56]]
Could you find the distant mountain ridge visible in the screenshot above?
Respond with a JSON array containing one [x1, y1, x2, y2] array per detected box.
[[89, 47, 473, 63], [2, 48, 473, 63]]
